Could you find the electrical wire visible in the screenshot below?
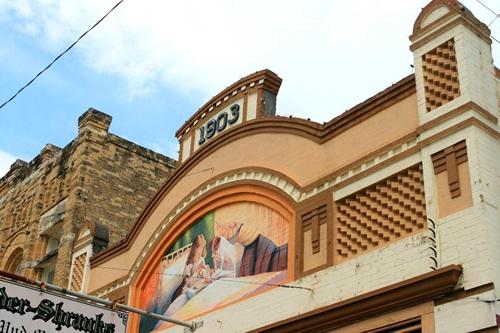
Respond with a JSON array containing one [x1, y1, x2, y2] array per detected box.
[[459, 1, 500, 44], [1, 203, 311, 292], [473, 0, 500, 27], [0, 0, 127, 111], [95, 265, 312, 291], [488, 13, 500, 27], [0, 248, 312, 291], [474, 0, 498, 17]]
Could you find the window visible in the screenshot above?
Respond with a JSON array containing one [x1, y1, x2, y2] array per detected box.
[[46, 270, 55, 284], [42, 267, 55, 284]]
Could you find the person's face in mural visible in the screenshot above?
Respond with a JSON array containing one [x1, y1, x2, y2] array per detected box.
[[215, 222, 240, 240]]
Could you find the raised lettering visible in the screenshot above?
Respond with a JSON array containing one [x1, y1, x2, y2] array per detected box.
[[227, 104, 240, 125], [198, 126, 205, 145], [206, 119, 216, 139], [216, 112, 228, 132]]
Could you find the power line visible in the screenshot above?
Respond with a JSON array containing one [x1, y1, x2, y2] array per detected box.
[[457, 1, 500, 44], [0, 0, 127, 111], [95, 265, 312, 291], [473, 0, 500, 26], [488, 12, 500, 26], [475, 0, 498, 16]]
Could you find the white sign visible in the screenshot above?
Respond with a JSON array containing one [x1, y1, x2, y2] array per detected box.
[[0, 278, 127, 333]]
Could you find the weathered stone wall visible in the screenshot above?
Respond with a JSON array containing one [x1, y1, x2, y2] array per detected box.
[[0, 108, 176, 287], [74, 110, 177, 245]]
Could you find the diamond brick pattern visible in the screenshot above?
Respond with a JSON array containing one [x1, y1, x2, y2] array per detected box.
[[422, 39, 460, 112], [335, 165, 426, 261], [70, 253, 87, 292]]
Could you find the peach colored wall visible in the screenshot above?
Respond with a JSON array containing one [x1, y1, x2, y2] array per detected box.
[[303, 224, 328, 272], [88, 93, 418, 293], [436, 161, 473, 218]]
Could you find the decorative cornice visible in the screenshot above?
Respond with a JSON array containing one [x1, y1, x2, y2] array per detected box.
[[90, 75, 418, 269], [175, 69, 282, 138], [90, 100, 500, 274], [411, 0, 489, 41], [251, 265, 462, 333], [89, 114, 499, 295], [90, 131, 418, 271], [410, 16, 491, 51]]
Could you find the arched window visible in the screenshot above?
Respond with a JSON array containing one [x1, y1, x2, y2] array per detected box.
[[5, 248, 23, 275]]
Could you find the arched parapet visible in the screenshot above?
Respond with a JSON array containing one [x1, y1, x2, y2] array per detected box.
[[176, 70, 283, 162], [411, 0, 489, 41]]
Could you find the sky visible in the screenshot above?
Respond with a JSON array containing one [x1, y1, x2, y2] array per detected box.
[[0, 0, 499, 177]]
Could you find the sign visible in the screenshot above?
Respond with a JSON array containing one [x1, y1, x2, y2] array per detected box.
[[198, 103, 240, 146], [0, 278, 127, 333]]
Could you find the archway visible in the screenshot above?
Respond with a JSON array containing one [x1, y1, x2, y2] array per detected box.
[[130, 183, 296, 332], [5, 247, 23, 275]]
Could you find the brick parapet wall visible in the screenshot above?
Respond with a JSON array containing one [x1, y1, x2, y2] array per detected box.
[[73, 125, 177, 245], [0, 109, 177, 287]]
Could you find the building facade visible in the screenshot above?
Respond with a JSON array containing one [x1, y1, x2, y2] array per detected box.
[[0, 109, 177, 289], [84, 1, 499, 332]]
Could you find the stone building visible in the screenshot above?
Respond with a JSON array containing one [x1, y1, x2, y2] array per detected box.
[[0, 108, 177, 288], [50, 0, 500, 332]]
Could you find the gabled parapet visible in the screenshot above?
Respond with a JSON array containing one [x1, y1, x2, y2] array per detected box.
[[175, 69, 282, 163]]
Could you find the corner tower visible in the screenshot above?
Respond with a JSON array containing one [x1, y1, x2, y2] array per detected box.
[[410, 0, 497, 121]]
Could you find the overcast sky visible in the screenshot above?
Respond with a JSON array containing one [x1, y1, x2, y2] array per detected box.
[[0, 0, 498, 177]]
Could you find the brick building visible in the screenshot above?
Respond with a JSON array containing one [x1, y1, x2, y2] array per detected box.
[[0, 108, 176, 288], [63, 0, 500, 332]]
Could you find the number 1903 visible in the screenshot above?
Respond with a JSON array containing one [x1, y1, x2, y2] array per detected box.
[[198, 104, 240, 145]]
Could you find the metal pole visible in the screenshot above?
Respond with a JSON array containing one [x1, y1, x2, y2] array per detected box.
[[0, 270, 201, 331]]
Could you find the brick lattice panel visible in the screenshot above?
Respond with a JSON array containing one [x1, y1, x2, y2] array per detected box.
[[335, 165, 426, 261], [422, 39, 460, 112], [70, 253, 87, 292]]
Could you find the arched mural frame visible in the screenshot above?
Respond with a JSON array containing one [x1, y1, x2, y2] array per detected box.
[[128, 183, 296, 332]]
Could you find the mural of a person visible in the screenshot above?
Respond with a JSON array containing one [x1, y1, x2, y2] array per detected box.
[[163, 234, 213, 317], [142, 203, 289, 332], [215, 222, 288, 277]]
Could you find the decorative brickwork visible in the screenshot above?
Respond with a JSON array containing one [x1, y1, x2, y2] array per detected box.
[[422, 39, 460, 112], [301, 204, 328, 254], [432, 140, 467, 198], [335, 165, 426, 261], [70, 253, 87, 292]]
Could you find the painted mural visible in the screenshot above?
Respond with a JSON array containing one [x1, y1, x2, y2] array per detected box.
[[139, 202, 289, 332]]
